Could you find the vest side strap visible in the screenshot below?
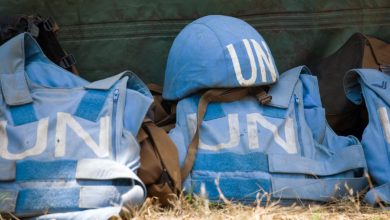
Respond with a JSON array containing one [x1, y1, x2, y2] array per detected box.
[[192, 175, 271, 201], [0, 190, 17, 212], [4, 186, 125, 215], [0, 161, 16, 181], [364, 182, 390, 205], [268, 145, 366, 176], [271, 176, 368, 202]]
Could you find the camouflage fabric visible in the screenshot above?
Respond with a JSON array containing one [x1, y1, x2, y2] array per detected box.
[[0, 0, 389, 83]]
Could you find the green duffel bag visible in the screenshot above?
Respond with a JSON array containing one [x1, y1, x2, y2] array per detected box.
[[1, 1, 388, 84]]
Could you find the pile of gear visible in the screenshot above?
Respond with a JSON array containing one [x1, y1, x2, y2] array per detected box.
[[0, 14, 389, 219]]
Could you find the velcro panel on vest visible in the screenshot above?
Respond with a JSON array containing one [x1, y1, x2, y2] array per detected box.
[[268, 145, 366, 176], [9, 103, 37, 125], [193, 152, 268, 172], [191, 95, 226, 121], [16, 160, 76, 181], [75, 73, 127, 122], [75, 89, 109, 122]]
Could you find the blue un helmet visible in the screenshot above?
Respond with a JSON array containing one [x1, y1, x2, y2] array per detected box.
[[163, 15, 279, 100]]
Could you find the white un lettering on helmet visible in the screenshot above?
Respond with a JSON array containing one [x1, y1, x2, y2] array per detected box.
[[226, 39, 277, 86]]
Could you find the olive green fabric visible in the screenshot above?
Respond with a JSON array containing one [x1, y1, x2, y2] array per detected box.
[[1, 0, 389, 84]]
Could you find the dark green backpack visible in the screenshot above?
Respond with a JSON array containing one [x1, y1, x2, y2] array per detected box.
[[0, 14, 78, 74]]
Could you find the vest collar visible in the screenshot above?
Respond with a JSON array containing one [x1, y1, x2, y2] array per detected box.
[[267, 65, 311, 109], [344, 68, 390, 106]]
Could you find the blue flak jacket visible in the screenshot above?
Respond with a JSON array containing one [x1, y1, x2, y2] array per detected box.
[[163, 15, 368, 203], [0, 33, 153, 219], [169, 66, 368, 202], [345, 68, 390, 205]]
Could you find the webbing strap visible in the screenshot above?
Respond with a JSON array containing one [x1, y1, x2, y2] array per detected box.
[[0, 161, 15, 181], [0, 72, 32, 106], [272, 176, 368, 202], [0, 34, 38, 125], [147, 83, 163, 94], [365, 35, 390, 68], [75, 89, 109, 122], [147, 83, 176, 128], [0, 190, 17, 212], [192, 145, 365, 177], [0, 34, 33, 106], [76, 159, 142, 181], [1, 159, 144, 183], [143, 121, 182, 193], [192, 175, 367, 202], [0, 186, 126, 214], [365, 182, 390, 205], [0, 159, 145, 214], [268, 145, 366, 176], [192, 176, 271, 201], [181, 87, 270, 181]]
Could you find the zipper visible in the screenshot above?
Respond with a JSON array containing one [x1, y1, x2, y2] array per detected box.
[[294, 94, 304, 156], [112, 89, 120, 159]]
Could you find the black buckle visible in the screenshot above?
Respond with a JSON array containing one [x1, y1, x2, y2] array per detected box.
[[15, 17, 39, 37], [379, 65, 390, 74], [42, 17, 59, 32], [27, 21, 39, 37], [159, 169, 173, 187], [255, 90, 272, 105], [59, 54, 76, 69]]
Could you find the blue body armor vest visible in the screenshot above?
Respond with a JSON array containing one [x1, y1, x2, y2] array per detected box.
[[162, 15, 368, 203], [0, 34, 152, 218], [168, 66, 368, 202], [345, 68, 390, 205]]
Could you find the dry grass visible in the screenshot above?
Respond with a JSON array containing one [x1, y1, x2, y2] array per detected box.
[[2, 187, 389, 220], [1, 196, 389, 220], [119, 194, 390, 220], [118, 177, 390, 219]]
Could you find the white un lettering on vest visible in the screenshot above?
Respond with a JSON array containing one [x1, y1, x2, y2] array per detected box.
[[226, 39, 277, 86], [0, 112, 111, 160], [186, 113, 298, 154]]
